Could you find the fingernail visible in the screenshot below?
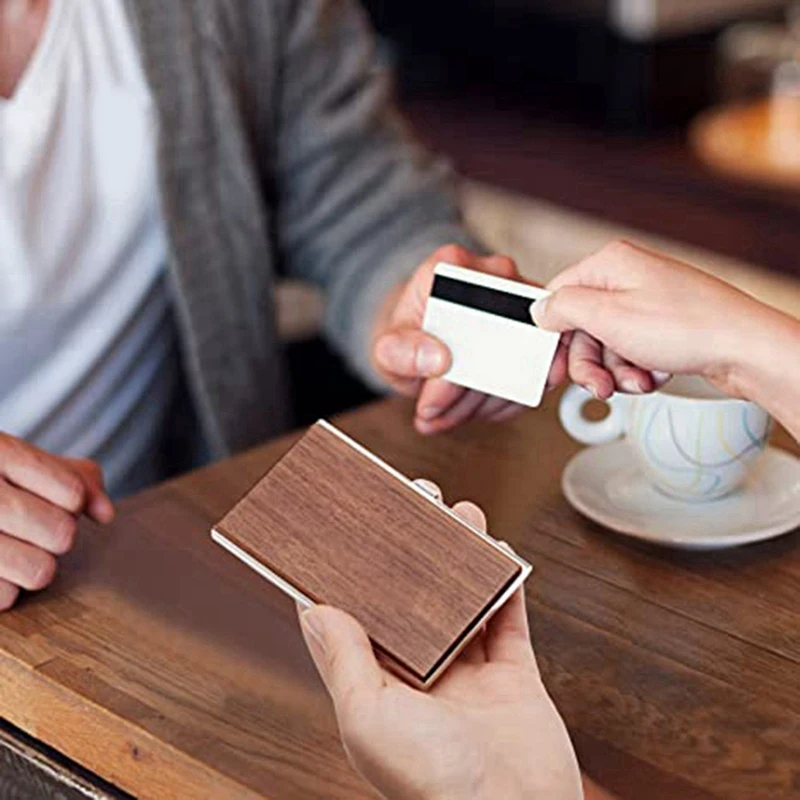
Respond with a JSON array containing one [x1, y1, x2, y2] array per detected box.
[[419, 405, 441, 420], [530, 297, 548, 326], [591, 384, 615, 401], [416, 340, 447, 377], [652, 371, 672, 385], [414, 479, 443, 499], [621, 378, 645, 394], [91, 495, 115, 523], [415, 418, 436, 435], [301, 609, 327, 657], [585, 384, 601, 400]]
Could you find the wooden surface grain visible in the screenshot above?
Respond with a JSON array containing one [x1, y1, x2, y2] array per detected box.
[[215, 422, 521, 683], [0, 719, 130, 800], [2, 395, 800, 798]]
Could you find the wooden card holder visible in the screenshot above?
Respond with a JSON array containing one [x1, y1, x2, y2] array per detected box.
[[211, 421, 532, 689]]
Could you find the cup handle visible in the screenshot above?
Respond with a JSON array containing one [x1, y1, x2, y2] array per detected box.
[[559, 385, 628, 446]]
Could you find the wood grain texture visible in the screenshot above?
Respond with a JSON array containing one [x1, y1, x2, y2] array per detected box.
[[0, 719, 130, 800], [215, 422, 522, 682], [1, 395, 800, 798]]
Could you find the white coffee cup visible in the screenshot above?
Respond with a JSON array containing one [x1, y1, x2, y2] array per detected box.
[[559, 376, 771, 501]]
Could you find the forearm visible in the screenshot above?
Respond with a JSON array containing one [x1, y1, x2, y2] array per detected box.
[[728, 307, 800, 442]]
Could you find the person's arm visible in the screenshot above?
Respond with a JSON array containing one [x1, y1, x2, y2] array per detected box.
[[532, 240, 800, 442], [272, 1, 588, 432], [299, 492, 591, 800], [273, 0, 479, 386]]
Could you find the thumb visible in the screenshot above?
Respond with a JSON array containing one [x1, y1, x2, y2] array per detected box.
[[530, 286, 615, 334], [66, 458, 115, 524], [374, 328, 451, 380], [299, 606, 384, 707]]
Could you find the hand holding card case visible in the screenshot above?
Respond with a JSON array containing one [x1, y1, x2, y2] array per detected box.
[[422, 262, 561, 407], [211, 421, 532, 689]]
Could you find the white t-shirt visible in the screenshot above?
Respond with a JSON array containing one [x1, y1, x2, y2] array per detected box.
[[0, 0, 176, 496]]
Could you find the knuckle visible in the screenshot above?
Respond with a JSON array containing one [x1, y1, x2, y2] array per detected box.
[[434, 243, 469, 264], [87, 461, 104, 484], [37, 455, 87, 513], [60, 474, 87, 514], [4, 436, 29, 468], [0, 483, 24, 522], [603, 238, 638, 260], [75, 458, 103, 484], [491, 255, 517, 276]]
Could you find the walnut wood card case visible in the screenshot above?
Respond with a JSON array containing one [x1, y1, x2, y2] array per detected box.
[[211, 421, 532, 689]]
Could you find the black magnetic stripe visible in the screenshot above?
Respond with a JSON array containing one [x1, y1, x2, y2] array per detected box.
[[430, 275, 537, 325]]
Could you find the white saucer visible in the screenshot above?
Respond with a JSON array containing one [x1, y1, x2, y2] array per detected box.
[[562, 442, 800, 550]]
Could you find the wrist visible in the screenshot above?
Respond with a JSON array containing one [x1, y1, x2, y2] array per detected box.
[[722, 306, 800, 438], [726, 306, 795, 397]]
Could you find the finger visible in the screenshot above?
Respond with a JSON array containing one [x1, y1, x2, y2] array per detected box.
[[652, 370, 672, 388], [0, 437, 85, 514], [373, 329, 451, 382], [546, 335, 570, 391], [472, 395, 514, 420], [451, 500, 487, 532], [299, 605, 384, 710], [567, 332, 615, 400], [0, 479, 78, 555], [426, 244, 487, 273], [530, 286, 617, 335], [489, 404, 527, 423], [0, 579, 20, 612], [384, 375, 423, 399], [484, 587, 538, 670], [416, 390, 488, 435], [479, 254, 519, 279], [413, 479, 443, 501], [602, 349, 654, 395], [415, 380, 466, 426], [393, 244, 490, 327], [0, 532, 57, 591], [67, 459, 115, 523]]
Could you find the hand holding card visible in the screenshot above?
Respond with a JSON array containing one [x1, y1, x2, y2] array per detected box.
[[371, 246, 567, 435], [212, 421, 531, 689], [422, 263, 562, 408]]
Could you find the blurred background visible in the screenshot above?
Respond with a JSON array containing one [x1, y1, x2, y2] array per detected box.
[[288, 0, 800, 423]]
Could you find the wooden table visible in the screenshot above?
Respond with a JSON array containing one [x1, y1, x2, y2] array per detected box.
[[2, 397, 800, 799]]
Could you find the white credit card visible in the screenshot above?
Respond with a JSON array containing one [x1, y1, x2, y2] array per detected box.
[[422, 263, 560, 407]]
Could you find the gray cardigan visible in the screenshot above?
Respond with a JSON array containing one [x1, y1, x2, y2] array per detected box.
[[122, 0, 478, 460]]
